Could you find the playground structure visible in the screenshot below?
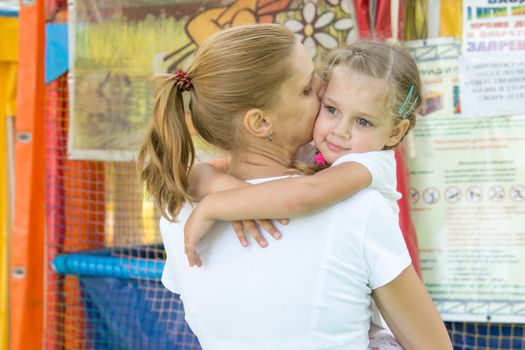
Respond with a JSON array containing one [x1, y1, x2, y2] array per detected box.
[[0, 6, 18, 350], [2, 0, 525, 349]]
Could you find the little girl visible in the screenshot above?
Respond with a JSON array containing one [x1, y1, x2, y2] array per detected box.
[[183, 41, 425, 350]]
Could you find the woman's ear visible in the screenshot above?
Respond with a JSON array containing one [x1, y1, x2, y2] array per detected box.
[[386, 119, 410, 147], [242, 108, 273, 138]]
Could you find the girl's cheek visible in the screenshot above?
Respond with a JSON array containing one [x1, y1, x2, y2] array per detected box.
[[312, 123, 324, 143], [313, 117, 326, 136]]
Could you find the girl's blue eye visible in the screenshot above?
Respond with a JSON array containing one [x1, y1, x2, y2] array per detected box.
[[324, 105, 337, 114], [357, 118, 371, 127]]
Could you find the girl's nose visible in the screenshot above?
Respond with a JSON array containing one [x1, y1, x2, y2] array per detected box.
[[331, 120, 351, 140]]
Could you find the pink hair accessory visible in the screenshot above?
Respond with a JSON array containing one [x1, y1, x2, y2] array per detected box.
[[314, 152, 327, 166]]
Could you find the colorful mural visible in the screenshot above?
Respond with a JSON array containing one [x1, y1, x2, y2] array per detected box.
[[69, 0, 357, 161]]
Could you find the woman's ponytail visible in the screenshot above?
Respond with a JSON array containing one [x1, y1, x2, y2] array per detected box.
[[137, 74, 195, 221], [138, 24, 298, 220]]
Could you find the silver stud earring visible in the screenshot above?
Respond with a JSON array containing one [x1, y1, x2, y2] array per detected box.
[[267, 131, 273, 142]]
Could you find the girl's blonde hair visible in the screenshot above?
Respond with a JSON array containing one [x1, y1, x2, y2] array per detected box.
[[318, 40, 421, 149], [137, 24, 296, 221]]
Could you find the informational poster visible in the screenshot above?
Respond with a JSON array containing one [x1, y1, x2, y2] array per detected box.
[[68, 0, 357, 161], [406, 38, 525, 323], [459, 0, 525, 118]]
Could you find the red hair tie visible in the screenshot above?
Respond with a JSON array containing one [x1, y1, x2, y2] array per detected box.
[[174, 69, 192, 92]]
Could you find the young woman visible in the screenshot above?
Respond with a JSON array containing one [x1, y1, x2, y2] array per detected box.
[[138, 24, 452, 350]]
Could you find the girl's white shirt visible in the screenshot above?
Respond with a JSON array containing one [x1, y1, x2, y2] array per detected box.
[[160, 152, 410, 350], [295, 145, 401, 215], [332, 150, 401, 216]]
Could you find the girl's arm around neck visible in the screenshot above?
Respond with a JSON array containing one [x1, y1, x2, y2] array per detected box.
[[184, 161, 372, 266], [188, 162, 249, 201], [199, 161, 372, 221]]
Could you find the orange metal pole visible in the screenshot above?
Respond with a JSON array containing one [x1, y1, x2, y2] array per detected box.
[[10, 0, 46, 349]]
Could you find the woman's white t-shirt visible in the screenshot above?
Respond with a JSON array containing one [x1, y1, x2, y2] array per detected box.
[[161, 157, 411, 350]]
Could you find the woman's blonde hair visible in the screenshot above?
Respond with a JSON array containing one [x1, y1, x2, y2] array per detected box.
[[318, 40, 421, 149], [137, 24, 296, 221]]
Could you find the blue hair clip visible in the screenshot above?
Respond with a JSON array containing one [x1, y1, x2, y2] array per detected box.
[[399, 85, 417, 119], [399, 85, 414, 113], [401, 96, 418, 119]]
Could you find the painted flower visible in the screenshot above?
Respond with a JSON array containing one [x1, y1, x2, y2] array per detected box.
[[326, 0, 357, 44], [327, 0, 352, 14], [284, 1, 340, 57]]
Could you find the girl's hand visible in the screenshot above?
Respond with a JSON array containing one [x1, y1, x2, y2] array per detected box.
[[231, 219, 288, 248], [184, 206, 289, 267], [184, 204, 215, 267]]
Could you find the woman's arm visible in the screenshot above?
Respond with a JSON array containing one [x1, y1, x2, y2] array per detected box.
[[372, 265, 453, 350]]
